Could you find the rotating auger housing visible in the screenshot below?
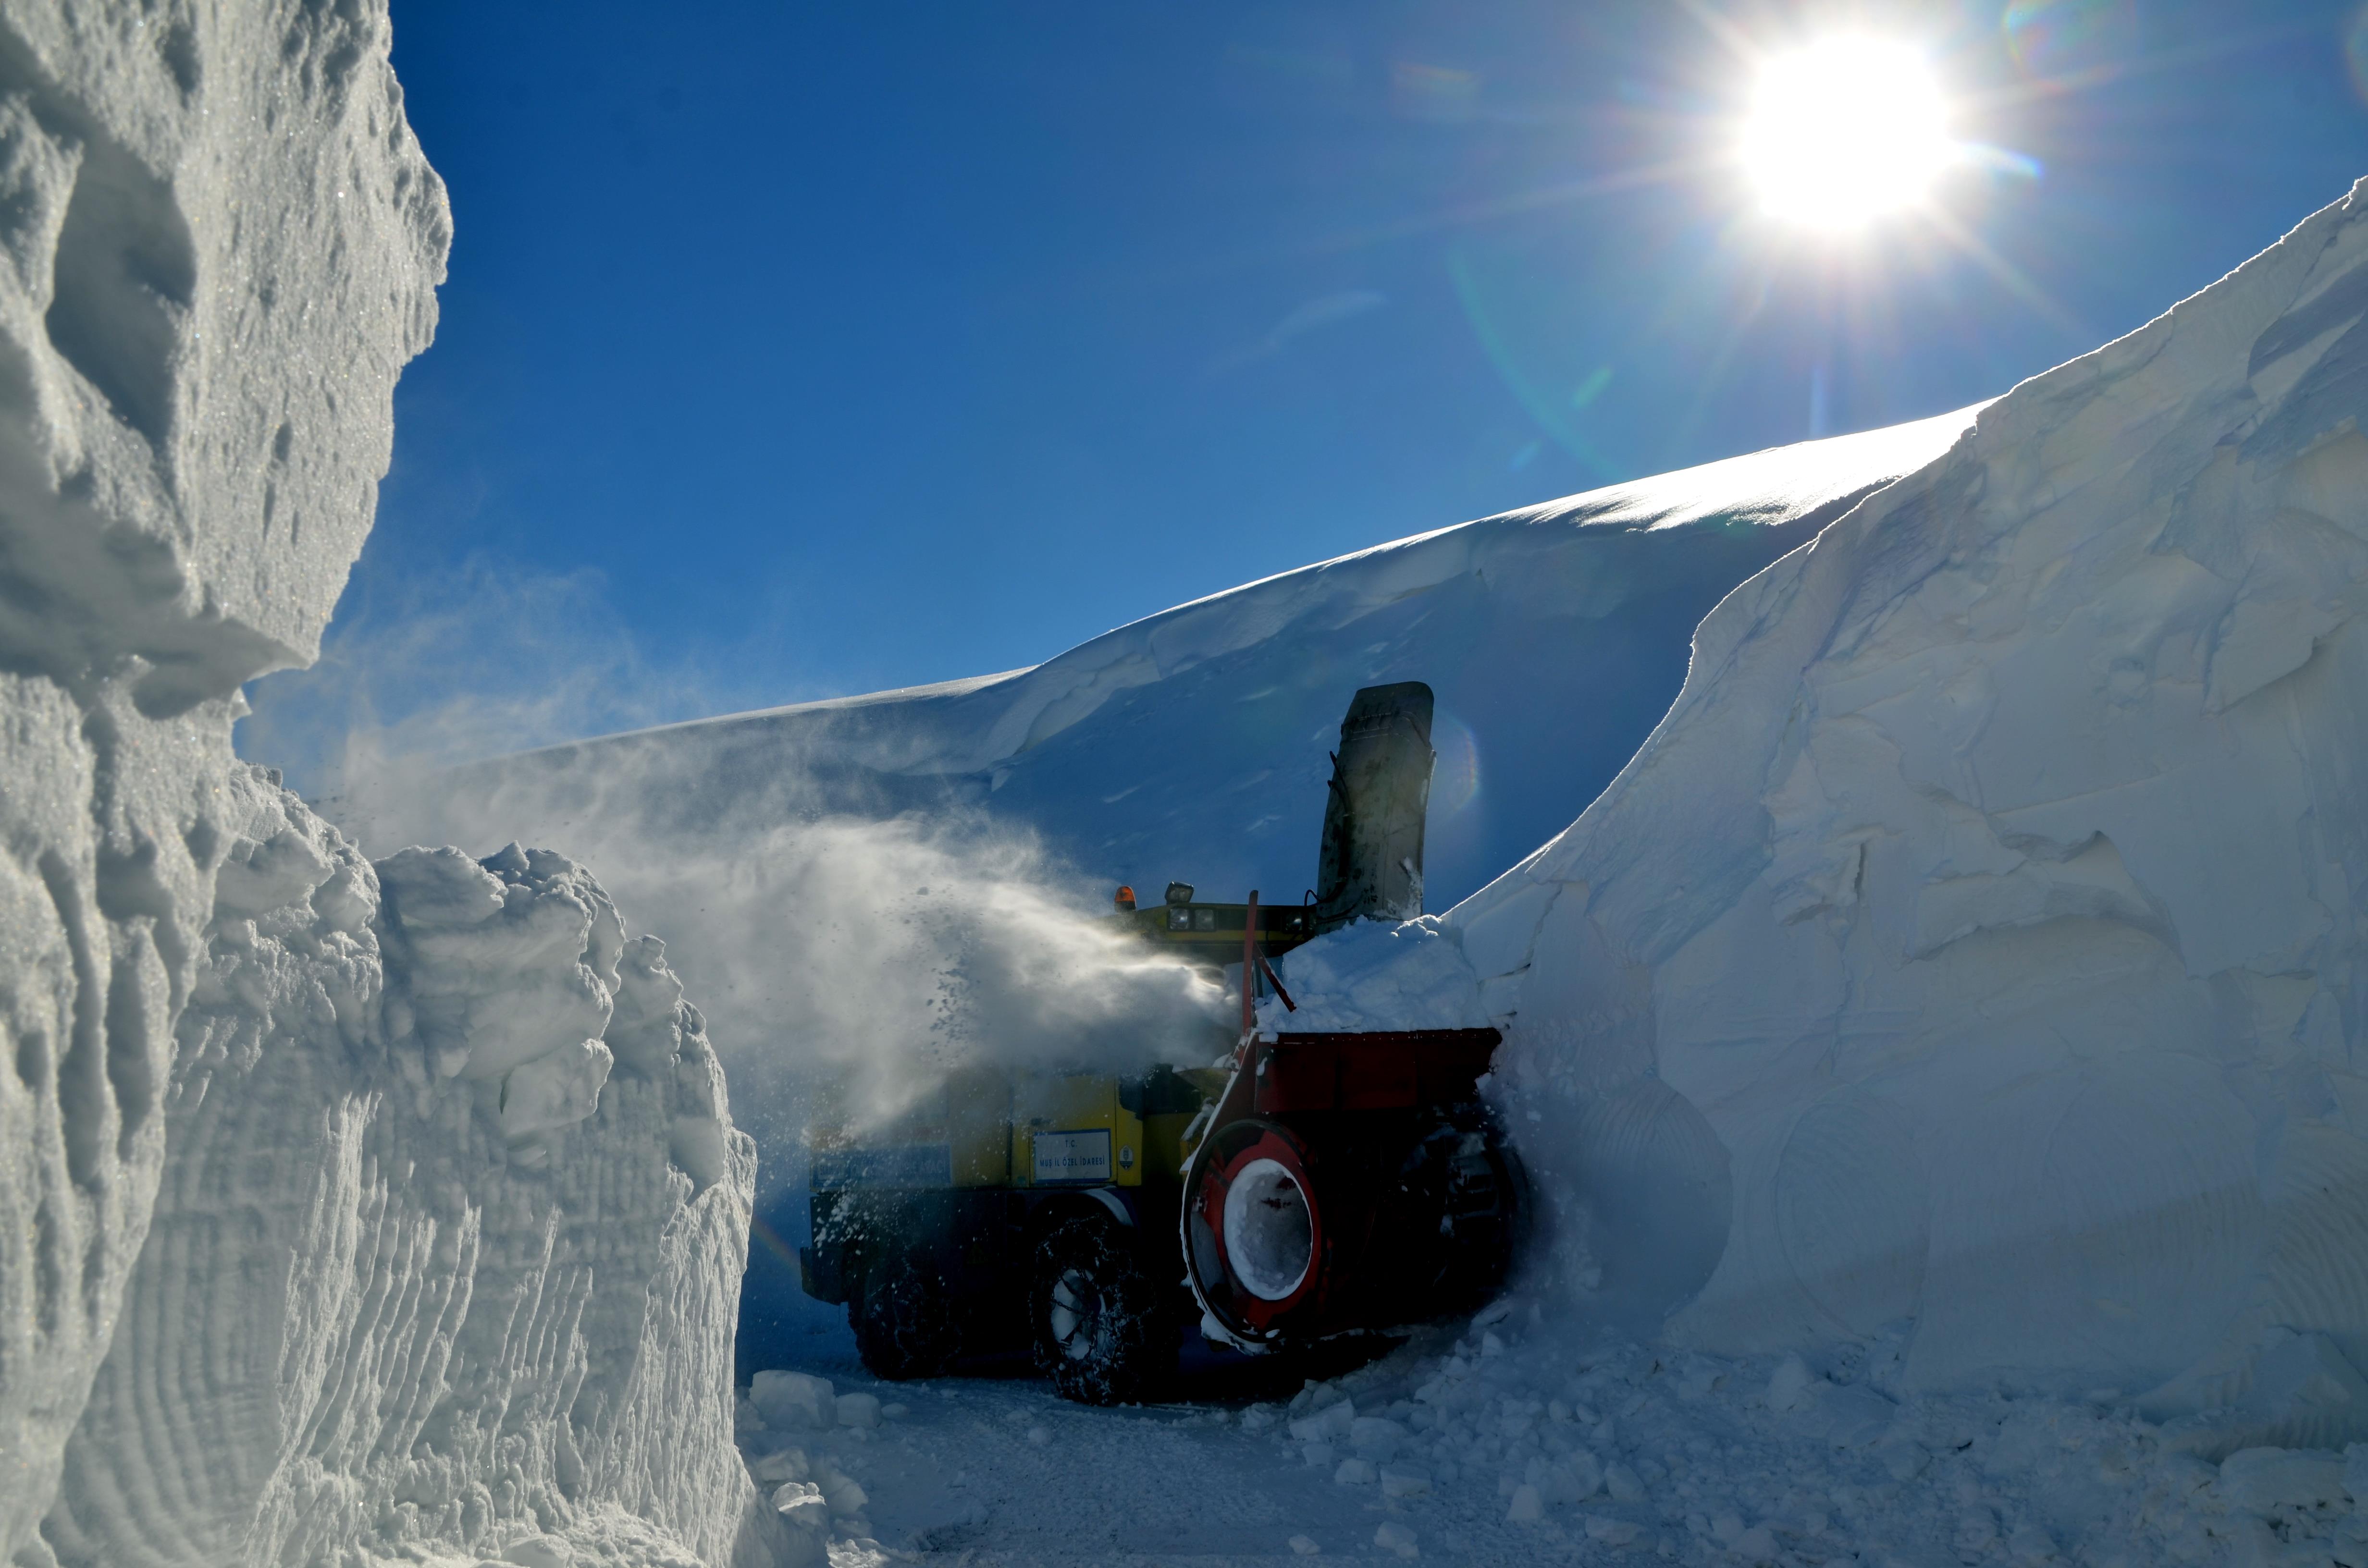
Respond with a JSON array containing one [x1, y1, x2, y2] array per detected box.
[[1182, 1028, 1523, 1349]]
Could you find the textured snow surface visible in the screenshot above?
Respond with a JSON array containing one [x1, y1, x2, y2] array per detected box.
[[36, 767, 794, 1568], [740, 1299, 2368, 1567], [1255, 918, 1489, 1036], [0, 0, 448, 703], [1442, 176, 2368, 1444], [0, 0, 445, 1553]]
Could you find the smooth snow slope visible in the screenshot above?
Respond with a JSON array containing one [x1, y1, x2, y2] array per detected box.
[[396, 410, 1973, 915], [0, 0, 445, 1552], [1441, 175, 2368, 1444]]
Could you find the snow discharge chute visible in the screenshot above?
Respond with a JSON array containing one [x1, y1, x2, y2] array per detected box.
[[1311, 681, 1435, 932]]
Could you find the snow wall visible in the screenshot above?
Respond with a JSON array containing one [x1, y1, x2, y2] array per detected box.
[[37, 768, 790, 1568], [1439, 175, 2368, 1451], [0, 0, 443, 1548], [384, 407, 1974, 918], [0, 4, 789, 1564]]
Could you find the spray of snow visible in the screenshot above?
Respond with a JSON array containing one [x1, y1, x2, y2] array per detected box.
[[301, 736, 1232, 1167], [236, 555, 805, 805], [508, 808, 1233, 1136]]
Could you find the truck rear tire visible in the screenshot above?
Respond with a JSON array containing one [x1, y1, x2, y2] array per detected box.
[[852, 1250, 962, 1380], [1030, 1217, 1168, 1405]]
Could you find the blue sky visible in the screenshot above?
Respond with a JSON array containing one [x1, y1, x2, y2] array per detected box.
[[243, 0, 2368, 781]]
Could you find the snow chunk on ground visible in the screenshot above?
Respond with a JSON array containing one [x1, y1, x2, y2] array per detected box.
[[1260, 917, 1488, 1034], [753, 1370, 839, 1431], [740, 1298, 2368, 1565]]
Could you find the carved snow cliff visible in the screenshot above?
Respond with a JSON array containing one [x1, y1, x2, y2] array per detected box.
[[1444, 176, 2368, 1452], [36, 769, 789, 1567], [0, 2, 784, 1563], [0, 0, 444, 1549]]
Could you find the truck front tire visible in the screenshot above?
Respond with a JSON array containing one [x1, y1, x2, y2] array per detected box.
[[1030, 1217, 1169, 1405], [852, 1250, 962, 1380]]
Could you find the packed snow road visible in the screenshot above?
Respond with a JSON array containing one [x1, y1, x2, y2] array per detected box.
[[738, 1301, 2362, 1568]]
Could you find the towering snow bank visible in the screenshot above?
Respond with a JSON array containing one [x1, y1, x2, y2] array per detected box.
[[0, 0, 445, 701], [34, 767, 791, 1568], [0, 0, 445, 1551], [1454, 177, 2368, 1447], [380, 411, 1974, 914]]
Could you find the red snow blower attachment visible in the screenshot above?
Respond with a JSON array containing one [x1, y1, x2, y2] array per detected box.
[[1179, 683, 1526, 1352], [1182, 1022, 1521, 1348]]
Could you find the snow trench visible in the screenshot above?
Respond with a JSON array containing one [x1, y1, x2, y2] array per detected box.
[[1431, 174, 2368, 1446]]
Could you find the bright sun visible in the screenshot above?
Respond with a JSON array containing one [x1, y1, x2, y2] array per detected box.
[[1741, 37, 1956, 231]]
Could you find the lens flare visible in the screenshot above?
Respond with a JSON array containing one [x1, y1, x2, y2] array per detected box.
[[1740, 37, 1956, 230], [2003, 0, 2140, 81], [1429, 707, 1481, 818]]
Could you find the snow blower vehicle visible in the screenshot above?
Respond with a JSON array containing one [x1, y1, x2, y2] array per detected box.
[[796, 682, 1526, 1404]]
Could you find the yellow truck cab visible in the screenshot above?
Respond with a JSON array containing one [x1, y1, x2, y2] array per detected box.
[[798, 887, 1303, 1402]]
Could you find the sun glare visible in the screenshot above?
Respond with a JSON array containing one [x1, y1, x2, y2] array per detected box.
[[1741, 37, 1956, 231]]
